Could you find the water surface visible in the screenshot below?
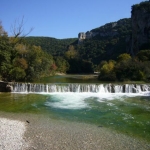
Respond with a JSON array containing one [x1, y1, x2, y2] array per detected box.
[[0, 91, 150, 142]]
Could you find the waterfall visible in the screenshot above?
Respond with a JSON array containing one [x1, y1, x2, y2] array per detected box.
[[12, 83, 150, 94]]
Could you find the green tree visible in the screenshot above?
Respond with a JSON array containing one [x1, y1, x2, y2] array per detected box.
[[0, 22, 13, 80], [26, 45, 53, 80], [0, 21, 56, 82], [55, 56, 69, 73], [115, 59, 146, 81], [13, 58, 28, 69], [136, 50, 150, 61], [117, 53, 131, 62], [65, 45, 78, 60], [98, 60, 116, 81], [9, 67, 26, 81]]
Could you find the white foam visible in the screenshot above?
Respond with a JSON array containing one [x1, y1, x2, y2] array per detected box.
[[44, 92, 148, 109], [45, 93, 90, 109]]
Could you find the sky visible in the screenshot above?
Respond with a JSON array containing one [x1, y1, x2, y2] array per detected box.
[[1, 0, 144, 39]]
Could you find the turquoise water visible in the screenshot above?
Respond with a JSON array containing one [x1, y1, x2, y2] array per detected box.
[[0, 92, 150, 141]]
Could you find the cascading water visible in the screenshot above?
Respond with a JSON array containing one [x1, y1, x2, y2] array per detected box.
[[12, 83, 150, 94], [5, 82, 150, 143]]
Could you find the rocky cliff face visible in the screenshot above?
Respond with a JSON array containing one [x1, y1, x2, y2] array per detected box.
[[78, 18, 131, 44], [78, 31, 98, 44], [77, 1, 150, 57], [76, 19, 131, 63], [131, 1, 150, 55]]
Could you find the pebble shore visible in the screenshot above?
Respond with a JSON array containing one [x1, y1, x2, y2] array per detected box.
[[0, 112, 150, 150], [0, 117, 28, 150]]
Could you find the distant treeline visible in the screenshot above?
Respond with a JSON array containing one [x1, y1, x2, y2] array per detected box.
[[24, 37, 77, 56]]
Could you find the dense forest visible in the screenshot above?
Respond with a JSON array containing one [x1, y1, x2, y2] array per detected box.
[[23, 17, 150, 81], [98, 52, 150, 81], [0, 1, 150, 82], [0, 22, 56, 82], [24, 18, 132, 65], [23, 18, 132, 74], [76, 18, 132, 64], [24, 37, 77, 56]]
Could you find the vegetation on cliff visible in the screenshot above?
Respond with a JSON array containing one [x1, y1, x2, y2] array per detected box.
[[132, 1, 150, 13], [75, 18, 132, 65], [131, 0, 150, 55]]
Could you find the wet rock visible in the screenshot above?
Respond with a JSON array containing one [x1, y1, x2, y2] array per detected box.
[[6, 84, 13, 92], [26, 120, 30, 124]]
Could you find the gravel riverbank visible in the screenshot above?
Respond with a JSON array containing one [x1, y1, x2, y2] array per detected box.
[[0, 117, 28, 150], [0, 112, 150, 150]]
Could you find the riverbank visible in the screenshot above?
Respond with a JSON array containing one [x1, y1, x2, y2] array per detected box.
[[0, 112, 149, 150], [0, 116, 28, 150]]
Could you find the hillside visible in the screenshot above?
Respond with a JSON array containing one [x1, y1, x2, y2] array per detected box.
[[24, 18, 132, 65], [76, 18, 132, 64], [24, 37, 77, 56], [22, 1, 150, 76]]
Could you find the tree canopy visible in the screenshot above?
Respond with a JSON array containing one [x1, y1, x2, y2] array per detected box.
[[0, 22, 55, 81]]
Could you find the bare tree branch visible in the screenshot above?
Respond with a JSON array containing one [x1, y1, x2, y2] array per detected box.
[[11, 16, 34, 38]]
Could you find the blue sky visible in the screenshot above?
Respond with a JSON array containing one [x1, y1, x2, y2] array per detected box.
[[1, 0, 143, 39]]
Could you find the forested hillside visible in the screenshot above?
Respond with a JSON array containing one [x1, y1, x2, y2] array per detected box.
[[24, 18, 132, 65], [22, 14, 150, 80], [76, 18, 132, 64], [24, 37, 77, 56]]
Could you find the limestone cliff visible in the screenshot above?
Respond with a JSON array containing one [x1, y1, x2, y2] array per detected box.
[[78, 31, 98, 44], [77, 1, 150, 61], [131, 1, 150, 55], [78, 18, 131, 44], [76, 18, 131, 63]]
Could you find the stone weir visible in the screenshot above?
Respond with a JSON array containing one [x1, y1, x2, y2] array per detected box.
[[11, 83, 150, 94]]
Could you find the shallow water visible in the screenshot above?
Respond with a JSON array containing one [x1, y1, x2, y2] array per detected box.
[[35, 75, 100, 83], [35, 75, 146, 84], [0, 92, 150, 142]]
